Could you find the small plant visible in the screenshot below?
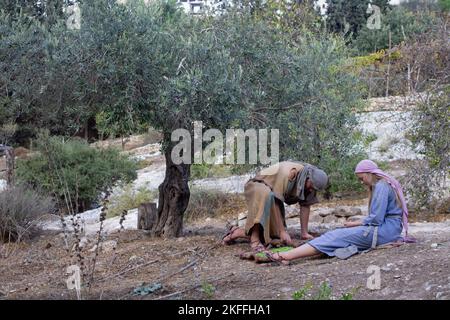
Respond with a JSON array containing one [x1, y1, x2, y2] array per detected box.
[[201, 282, 215, 299], [340, 286, 361, 300], [314, 281, 333, 300], [363, 133, 378, 147], [292, 282, 313, 300], [0, 184, 54, 242], [292, 281, 359, 300]]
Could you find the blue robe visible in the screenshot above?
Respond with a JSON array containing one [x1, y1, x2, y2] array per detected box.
[[309, 180, 403, 256]]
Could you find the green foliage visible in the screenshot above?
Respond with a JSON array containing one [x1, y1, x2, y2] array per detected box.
[[292, 282, 313, 300], [408, 89, 450, 207], [200, 281, 215, 299], [0, 184, 54, 242], [16, 133, 137, 213], [292, 281, 359, 300], [0, 0, 67, 27], [245, 0, 323, 36], [352, 7, 436, 55], [271, 35, 366, 194], [439, 0, 450, 11], [314, 281, 333, 300], [325, 0, 390, 38], [107, 185, 158, 218]]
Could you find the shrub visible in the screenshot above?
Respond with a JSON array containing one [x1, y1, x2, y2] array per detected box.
[[16, 134, 137, 214], [107, 185, 158, 218], [406, 90, 450, 208], [0, 184, 54, 242]]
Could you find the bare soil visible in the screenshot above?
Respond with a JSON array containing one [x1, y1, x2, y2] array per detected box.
[[1, 207, 449, 300]]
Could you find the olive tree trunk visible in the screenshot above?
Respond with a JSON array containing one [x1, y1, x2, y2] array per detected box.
[[150, 148, 190, 237]]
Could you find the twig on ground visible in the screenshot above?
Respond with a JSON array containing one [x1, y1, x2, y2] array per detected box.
[[159, 259, 197, 282], [97, 259, 159, 283]]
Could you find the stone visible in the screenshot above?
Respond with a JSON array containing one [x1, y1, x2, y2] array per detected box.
[[317, 208, 334, 217], [323, 215, 338, 224], [347, 215, 366, 222], [309, 213, 323, 223], [332, 206, 362, 218]]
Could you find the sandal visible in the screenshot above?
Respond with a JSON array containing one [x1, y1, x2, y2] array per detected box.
[[221, 225, 240, 245], [250, 240, 266, 253], [255, 250, 290, 265]]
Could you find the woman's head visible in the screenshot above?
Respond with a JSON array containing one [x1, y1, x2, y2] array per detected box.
[[355, 159, 379, 174], [356, 172, 380, 187], [355, 159, 383, 187]]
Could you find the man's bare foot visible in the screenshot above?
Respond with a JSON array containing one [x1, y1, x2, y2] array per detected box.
[[300, 233, 315, 240]]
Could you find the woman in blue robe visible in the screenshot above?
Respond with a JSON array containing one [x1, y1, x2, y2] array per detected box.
[[257, 160, 406, 264]]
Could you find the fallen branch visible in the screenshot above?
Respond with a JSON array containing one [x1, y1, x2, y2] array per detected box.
[[118, 259, 198, 300], [159, 259, 197, 282]]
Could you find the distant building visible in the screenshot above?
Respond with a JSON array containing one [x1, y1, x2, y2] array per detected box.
[[176, 0, 407, 16], [176, 0, 227, 14]]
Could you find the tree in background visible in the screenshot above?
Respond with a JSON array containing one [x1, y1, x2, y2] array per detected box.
[[1, 0, 367, 237], [438, 0, 450, 11], [352, 6, 435, 55], [325, 0, 390, 38]]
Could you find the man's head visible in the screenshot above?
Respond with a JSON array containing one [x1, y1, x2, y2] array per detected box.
[[309, 167, 329, 191]]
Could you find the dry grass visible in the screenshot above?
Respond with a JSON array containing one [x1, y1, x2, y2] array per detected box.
[[184, 187, 246, 222], [0, 184, 54, 242]]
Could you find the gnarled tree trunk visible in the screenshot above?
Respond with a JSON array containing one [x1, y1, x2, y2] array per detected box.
[[151, 148, 190, 238]]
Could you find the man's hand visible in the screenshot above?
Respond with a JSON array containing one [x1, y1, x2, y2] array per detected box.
[[344, 220, 363, 228], [280, 231, 293, 246]]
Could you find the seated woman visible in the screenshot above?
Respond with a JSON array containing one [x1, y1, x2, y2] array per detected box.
[[257, 159, 411, 264], [222, 161, 329, 252]]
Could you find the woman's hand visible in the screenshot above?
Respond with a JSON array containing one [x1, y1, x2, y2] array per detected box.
[[344, 220, 363, 228]]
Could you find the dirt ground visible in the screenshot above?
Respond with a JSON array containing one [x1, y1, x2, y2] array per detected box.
[[1, 204, 449, 301]]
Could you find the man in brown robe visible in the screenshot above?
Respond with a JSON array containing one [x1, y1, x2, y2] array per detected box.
[[222, 161, 329, 251]]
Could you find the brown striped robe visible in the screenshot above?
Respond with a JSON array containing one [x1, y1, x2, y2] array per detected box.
[[244, 161, 319, 244]]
